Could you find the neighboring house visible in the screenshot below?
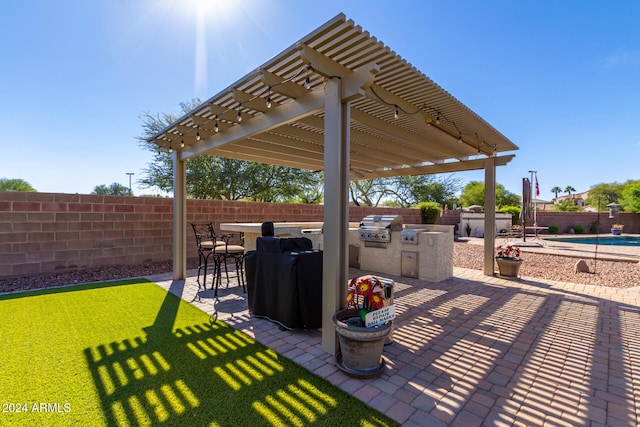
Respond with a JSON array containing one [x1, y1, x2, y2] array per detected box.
[[518, 197, 555, 211], [555, 191, 588, 207], [532, 198, 555, 211]]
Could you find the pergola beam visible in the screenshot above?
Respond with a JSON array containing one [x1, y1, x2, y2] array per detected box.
[[179, 89, 326, 161], [349, 109, 450, 160], [363, 83, 494, 157], [298, 115, 425, 166], [358, 155, 515, 179]]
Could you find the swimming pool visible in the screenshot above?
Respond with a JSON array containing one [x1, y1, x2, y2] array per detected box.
[[546, 236, 640, 247]]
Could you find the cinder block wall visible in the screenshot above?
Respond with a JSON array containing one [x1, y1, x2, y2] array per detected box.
[[0, 192, 420, 277], [437, 210, 640, 234], [529, 211, 639, 234]]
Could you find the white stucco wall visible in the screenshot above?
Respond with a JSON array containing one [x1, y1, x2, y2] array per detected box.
[[459, 213, 512, 238]]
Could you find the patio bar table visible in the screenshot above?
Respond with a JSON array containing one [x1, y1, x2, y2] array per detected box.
[[220, 222, 324, 251]]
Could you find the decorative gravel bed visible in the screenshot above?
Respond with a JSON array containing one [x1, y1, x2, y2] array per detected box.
[[1, 242, 638, 294], [453, 241, 639, 288], [0, 260, 198, 294]]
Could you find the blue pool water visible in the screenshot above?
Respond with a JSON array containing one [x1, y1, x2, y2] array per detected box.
[[546, 236, 640, 246]]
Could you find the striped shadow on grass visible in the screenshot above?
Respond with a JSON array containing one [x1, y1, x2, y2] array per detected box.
[[0, 279, 397, 426]]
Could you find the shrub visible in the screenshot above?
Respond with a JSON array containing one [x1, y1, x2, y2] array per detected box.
[[499, 205, 521, 225], [416, 201, 441, 224], [573, 225, 585, 234], [548, 225, 560, 234]]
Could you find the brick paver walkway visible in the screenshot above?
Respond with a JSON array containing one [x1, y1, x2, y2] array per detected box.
[[150, 267, 640, 426]]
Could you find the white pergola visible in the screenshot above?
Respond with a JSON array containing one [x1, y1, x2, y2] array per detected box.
[[149, 14, 518, 354]]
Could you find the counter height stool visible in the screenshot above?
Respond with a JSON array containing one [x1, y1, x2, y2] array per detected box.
[[207, 224, 246, 296], [191, 223, 226, 291]]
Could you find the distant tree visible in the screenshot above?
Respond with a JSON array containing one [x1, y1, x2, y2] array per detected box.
[[501, 191, 521, 207], [550, 186, 562, 200], [350, 179, 390, 206], [499, 205, 521, 225], [458, 181, 484, 207], [619, 180, 640, 213], [459, 181, 519, 208], [92, 183, 133, 196], [585, 183, 623, 209], [400, 175, 461, 208], [0, 178, 36, 192], [554, 199, 582, 212], [564, 185, 576, 197], [349, 175, 461, 207]]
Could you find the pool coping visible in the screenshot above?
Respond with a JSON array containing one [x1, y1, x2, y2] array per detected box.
[[467, 235, 640, 263]]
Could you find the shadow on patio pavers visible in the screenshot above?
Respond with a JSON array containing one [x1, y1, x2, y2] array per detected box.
[[370, 270, 640, 426], [150, 268, 640, 426]]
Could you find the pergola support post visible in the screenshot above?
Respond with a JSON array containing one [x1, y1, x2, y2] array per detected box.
[[483, 157, 497, 276], [173, 151, 187, 281], [321, 77, 350, 355]]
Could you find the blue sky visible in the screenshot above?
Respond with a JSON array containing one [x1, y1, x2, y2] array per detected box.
[[1, 0, 639, 200]]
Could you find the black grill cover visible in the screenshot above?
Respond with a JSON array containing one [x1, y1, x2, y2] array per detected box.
[[245, 237, 323, 329]]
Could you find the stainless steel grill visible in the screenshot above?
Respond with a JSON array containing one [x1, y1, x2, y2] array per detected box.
[[358, 215, 403, 248]]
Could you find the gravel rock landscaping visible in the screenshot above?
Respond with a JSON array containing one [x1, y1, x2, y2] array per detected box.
[[1, 242, 638, 293], [454, 241, 639, 288]]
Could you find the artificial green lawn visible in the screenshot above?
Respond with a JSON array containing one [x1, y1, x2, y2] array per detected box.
[[0, 280, 398, 427]]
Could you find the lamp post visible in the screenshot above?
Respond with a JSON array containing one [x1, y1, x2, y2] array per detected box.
[[126, 172, 134, 195]]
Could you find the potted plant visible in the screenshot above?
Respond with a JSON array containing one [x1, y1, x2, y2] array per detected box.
[[611, 224, 624, 235], [495, 245, 523, 278], [333, 275, 393, 378]]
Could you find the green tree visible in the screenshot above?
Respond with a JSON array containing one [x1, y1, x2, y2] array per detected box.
[[459, 181, 518, 208], [92, 183, 133, 196], [350, 175, 461, 207], [0, 178, 36, 192], [554, 199, 583, 212], [619, 180, 640, 213], [585, 182, 623, 209], [137, 100, 322, 202], [499, 205, 521, 225], [349, 179, 391, 206], [564, 185, 576, 197], [394, 175, 461, 208], [459, 181, 484, 206], [550, 186, 562, 199]]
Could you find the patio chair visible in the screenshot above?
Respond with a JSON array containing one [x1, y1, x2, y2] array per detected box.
[[191, 223, 226, 291], [207, 224, 246, 297], [510, 225, 523, 238]]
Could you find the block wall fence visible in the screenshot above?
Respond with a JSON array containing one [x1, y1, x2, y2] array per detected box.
[[0, 192, 421, 277], [440, 210, 640, 234], [2, 191, 638, 278]]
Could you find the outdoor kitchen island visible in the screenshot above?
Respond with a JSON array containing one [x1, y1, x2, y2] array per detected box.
[[350, 217, 454, 283], [221, 220, 454, 283]]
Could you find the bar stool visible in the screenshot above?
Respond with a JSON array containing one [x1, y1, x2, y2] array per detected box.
[[207, 224, 246, 296], [190, 223, 226, 290]]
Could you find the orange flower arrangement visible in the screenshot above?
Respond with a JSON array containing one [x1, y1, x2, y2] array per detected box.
[[346, 275, 385, 324]]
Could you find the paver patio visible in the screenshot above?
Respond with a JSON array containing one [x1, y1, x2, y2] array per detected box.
[[149, 266, 640, 426]]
